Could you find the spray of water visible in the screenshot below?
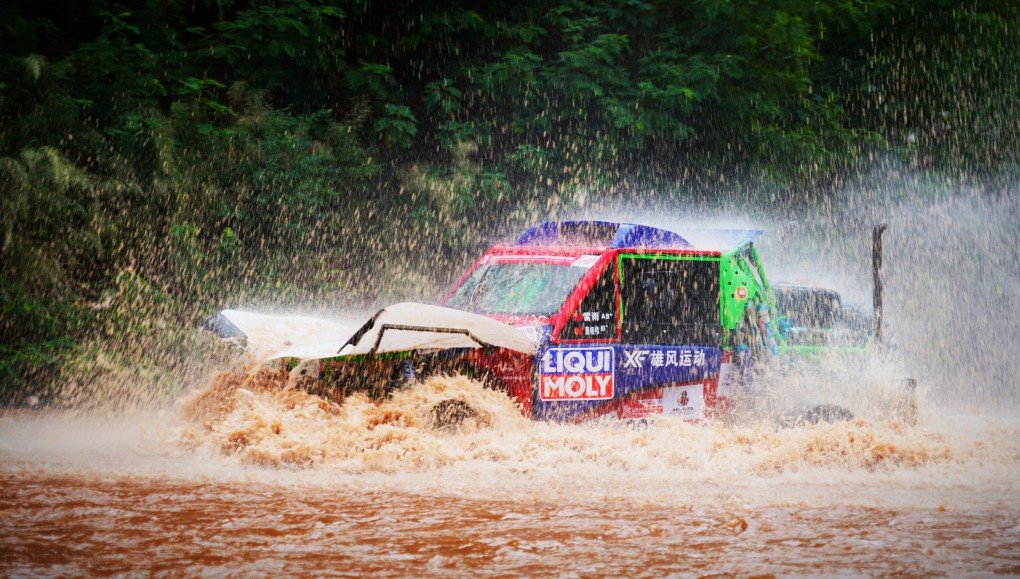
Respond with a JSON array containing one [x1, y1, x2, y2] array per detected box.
[[2, 164, 1017, 517], [555, 164, 1020, 414], [9, 368, 1016, 514]]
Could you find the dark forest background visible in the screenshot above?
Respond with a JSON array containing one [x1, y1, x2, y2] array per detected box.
[[1, 0, 1017, 405]]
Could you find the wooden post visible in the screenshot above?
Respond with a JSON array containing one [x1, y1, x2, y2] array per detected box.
[[872, 222, 889, 343]]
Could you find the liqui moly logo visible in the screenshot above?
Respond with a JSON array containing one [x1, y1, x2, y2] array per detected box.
[[539, 347, 614, 401]]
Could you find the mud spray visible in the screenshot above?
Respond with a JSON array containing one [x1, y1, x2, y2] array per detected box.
[[1, 172, 1018, 575]]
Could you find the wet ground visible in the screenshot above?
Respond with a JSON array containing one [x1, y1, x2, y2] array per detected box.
[[3, 475, 1018, 577], [2, 373, 1018, 576]]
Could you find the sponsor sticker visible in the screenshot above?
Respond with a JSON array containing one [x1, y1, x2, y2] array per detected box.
[[717, 350, 736, 397], [540, 347, 614, 401], [735, 285, 748, 300], [622, 347, 707, 369], [616, 388, 664, 419], [717, 362, 736, 397], [662, 384, 705, 420]]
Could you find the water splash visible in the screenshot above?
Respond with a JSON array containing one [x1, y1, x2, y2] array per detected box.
[[177, 370, 529, 470], [139, 370, 990, 510]]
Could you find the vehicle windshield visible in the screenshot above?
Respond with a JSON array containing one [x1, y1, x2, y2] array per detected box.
[[445, 261, 589, 316]]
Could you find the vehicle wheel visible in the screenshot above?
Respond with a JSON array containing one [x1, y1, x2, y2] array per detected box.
[[429, 399, 478, 429], [802, 404, 855, 424]]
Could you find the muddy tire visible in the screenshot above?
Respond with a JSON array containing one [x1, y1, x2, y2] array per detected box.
[[429, 399, 478, 430], [803, 404, 855, 424]]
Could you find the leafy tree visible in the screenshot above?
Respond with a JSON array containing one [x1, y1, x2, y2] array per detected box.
[[0, 0, 1017, 403]]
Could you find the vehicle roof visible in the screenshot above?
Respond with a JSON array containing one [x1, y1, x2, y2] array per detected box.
[[675, 228, 764, 252], [514, 221, 763, 253]]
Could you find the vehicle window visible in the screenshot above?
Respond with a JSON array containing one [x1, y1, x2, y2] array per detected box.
[[774, 287, 842, 329], [740, 248, 765, 289], [561, 261, 618, 340], [445, 262, 589, 316], [620, 256, 721, 346]]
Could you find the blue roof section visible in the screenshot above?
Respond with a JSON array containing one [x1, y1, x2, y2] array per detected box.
[[515, 221, 692, 249], [514, 221, 763, 251]]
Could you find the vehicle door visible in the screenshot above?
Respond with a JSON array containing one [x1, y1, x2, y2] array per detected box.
[[614, 253, 724, 420], [532, 254, 620, 421]]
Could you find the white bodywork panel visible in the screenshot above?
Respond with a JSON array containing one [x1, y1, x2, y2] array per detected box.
[[221, 302, 536, 363], [219, 310, 358, 362]]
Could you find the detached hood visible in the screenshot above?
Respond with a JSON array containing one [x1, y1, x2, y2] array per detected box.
[[219, 302, 536, 363]]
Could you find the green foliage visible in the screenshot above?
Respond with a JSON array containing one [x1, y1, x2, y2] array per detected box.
[[0, 275, 80, 403], [424, 79, 463, 118], [853, 1, 1020, 172], [375, 104, 418, 149], [0, 146, 148, 292], [0, 0, 1016, 405], [207, 0, 348, 109]]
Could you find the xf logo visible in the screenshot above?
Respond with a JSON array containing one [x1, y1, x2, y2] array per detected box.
[[622, 349, 647, 368], [623, 348, 705, 369]]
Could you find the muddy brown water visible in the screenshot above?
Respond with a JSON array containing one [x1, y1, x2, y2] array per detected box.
[[2, 374, 1019, 576], [4, 476, 1018, 577]]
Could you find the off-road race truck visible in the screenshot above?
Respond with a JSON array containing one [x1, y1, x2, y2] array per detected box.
[[208, 220, 912, 426]]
